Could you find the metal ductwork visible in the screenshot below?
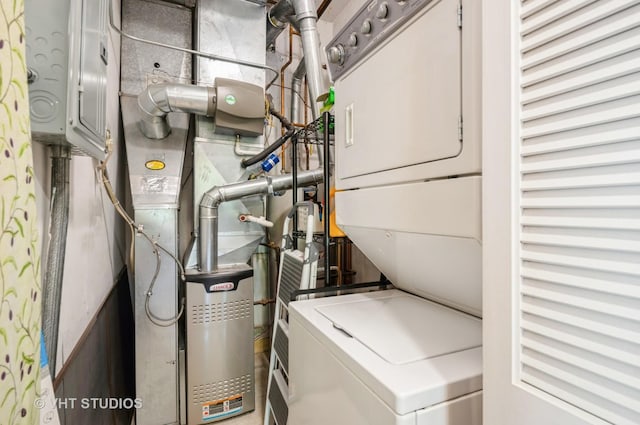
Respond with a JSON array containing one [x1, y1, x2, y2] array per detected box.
[[138, 83, 216, 139], [292, 0, 325, 116], [266, 0, 299, 49], [291, 59, 306, 125], [199, 169, 324, 272], [267, 0, 326, 115]]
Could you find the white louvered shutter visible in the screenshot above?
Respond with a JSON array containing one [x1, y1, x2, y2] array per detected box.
[[516, 1, 640, 424]]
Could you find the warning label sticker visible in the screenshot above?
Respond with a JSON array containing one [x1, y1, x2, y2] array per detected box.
[[202, 394, 243, 421]]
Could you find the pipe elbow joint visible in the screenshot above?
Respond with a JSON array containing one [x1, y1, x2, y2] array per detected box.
[[138, 83, 216, 140], [138, 84, 172, 139], [200, 188, 224, 209]]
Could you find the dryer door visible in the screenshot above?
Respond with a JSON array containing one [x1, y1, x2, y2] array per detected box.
[[335, 0, 461, 184]]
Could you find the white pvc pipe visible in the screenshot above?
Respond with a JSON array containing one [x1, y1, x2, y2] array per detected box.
[[239, 214, 274, 228]]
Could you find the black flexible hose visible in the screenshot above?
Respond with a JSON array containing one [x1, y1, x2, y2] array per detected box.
[[268, 101, 294, 132], [241, 129, 295, 168]]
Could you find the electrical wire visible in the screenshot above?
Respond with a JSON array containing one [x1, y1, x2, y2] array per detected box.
[[97, 132, 185, 327], [268, 83, 310, 109]]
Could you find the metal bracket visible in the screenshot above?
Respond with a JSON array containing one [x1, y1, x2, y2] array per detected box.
[[266, 176, 274, 195], [304, 244, 319, 264], [283, 234, 294, 250]]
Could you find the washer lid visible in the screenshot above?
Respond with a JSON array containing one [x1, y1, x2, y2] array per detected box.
[[316, 294, 481, 365]]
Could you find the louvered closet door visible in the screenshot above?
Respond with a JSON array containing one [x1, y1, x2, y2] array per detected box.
[[483, 1, 640, 425]]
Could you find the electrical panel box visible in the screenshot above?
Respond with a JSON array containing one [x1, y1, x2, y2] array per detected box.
[[25, 0, 109, 159]]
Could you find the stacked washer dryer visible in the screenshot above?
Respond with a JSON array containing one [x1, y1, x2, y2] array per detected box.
[[288, 0, 482, 424]]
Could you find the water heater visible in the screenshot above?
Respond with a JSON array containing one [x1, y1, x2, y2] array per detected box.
[[25, 0, 109, 159]]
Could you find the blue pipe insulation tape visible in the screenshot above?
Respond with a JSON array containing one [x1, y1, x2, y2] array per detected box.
[[261, 153, 280, 172]]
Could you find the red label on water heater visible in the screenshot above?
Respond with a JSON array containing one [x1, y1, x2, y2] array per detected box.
[[209, 282, 234, 292]]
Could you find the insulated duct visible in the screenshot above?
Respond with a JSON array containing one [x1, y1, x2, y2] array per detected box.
[[42, 145, 71, 378], [199, 169, 324, 272], [138, 83, 216, 139]]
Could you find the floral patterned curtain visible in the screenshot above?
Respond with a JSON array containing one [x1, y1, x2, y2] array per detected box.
[[0, 0, 41, 423]]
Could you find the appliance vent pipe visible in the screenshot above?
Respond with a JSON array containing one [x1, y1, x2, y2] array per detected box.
[[291, 0, 325, 117], [267, 0, 326, 115], [199, 169, 323, 272], [138, 83, 216, 139]]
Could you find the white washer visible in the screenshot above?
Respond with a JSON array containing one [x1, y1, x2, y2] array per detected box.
[[288, 290, 482, 425]]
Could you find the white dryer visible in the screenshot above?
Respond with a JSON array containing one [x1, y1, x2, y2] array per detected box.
[[288, 0, 483, 423]]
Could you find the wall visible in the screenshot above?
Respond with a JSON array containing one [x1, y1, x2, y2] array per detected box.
[[0, 0, 42, 423], [32, 0, 125, 377], [54, 272, 134, 425]]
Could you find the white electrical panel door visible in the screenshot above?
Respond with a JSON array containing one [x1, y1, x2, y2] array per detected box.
[[334, 0, 461, 185], [78, 0, 108, 139]]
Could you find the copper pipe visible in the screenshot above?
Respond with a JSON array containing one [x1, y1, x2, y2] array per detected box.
[[280, 26, 294, 137], [254, 298, 276, 306], [280, 26, 296, 170]]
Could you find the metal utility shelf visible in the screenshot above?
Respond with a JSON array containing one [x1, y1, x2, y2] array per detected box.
[[291, 112, 334, 285], [294, 114, 335, 144]]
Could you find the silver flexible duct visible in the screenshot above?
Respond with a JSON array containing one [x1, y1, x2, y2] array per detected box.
[[292, 0, 326, 117], [43, 145, 71, 379], [138, 83, 216, 139], [291, 59, 306, 125], [199, 169, 324, 272]]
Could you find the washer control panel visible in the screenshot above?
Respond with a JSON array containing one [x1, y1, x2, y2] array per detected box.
[[326, 0, 439, 80]]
